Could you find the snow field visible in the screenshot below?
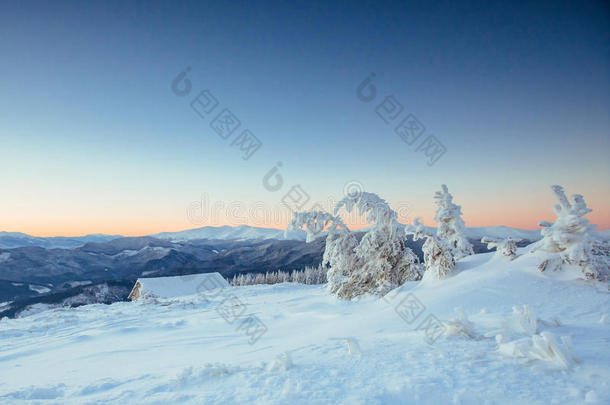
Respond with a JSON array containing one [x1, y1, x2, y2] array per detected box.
[[0, 252, 608, 404]]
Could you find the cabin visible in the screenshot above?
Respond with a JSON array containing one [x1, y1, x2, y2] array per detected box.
[[128, 272, 229, 301]]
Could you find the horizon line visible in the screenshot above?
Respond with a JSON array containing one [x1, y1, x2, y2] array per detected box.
[[3, 222, 609, 239]]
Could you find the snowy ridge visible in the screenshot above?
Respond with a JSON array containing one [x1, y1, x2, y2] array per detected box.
[[0, 232, 122, 249], [2, 226, 607, 249], [155, 225, 608, 243], [153, 225, 548, 242], [463, 226, 541, 241], [152, 225, 307, 242]]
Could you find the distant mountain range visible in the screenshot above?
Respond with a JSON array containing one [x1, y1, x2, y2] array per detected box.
[[153, 224, 546, 243], [3, 224, 609, 250], [152, 225, 307, 242], [0, 236, 326, 318], [0, 232, 122, 249]]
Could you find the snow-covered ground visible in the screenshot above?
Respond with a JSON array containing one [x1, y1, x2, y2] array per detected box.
[[28, 284, 51, 294], [0, 252, 609, 404]]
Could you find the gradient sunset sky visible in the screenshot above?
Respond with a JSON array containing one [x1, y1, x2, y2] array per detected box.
[[1, 0, 608, 237]]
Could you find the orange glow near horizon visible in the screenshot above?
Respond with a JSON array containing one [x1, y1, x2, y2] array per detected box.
[[2, 185, 609, 237], [2, 207, 608, 238]]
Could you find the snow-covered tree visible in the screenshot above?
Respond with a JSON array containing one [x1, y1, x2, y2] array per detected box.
[[332, 192, 419, 298], [286, 210, 358, 295], [482, 236, 520, 259], [530, 185, 609, 280], [406, 218, 454, 281], [434, 185, 474, 260], [322, 224, 361, 296], [287, 192, 420, 299], [254, 273, 265, 284], [229, 266, 327, 286]]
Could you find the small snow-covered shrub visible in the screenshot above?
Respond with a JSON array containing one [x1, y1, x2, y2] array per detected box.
[[175, 364, 239, 387], [445, 307, 477, 339], [434, 185, 474, 260], [498, 331, 574, 370], [344, 337, 362, 357], [482, 236, 520, 259], [406, 218, 454, 281], [510, 305, 538, 336], [267, 352, 292, 372], [530, 185, 610, 280]]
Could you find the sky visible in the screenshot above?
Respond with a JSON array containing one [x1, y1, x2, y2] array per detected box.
[[0, 0, 608, 236]]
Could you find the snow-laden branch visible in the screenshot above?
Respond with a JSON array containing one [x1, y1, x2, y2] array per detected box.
[[286, 211, 348, 243], [482, 236, 520, 259]]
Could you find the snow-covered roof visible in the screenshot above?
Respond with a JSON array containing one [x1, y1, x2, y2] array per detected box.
[[128, 273, 229, 300]]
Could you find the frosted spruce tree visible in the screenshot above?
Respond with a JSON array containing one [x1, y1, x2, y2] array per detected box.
[[481, 237, 520, 259], [530, 185, 609, 280], [433, 185, 474, 260], [406, 218, 454, 281], [333, 192, 420, 298], [286, 192, 420, 299]]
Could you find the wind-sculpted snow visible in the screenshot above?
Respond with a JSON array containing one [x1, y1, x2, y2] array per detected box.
[[1, 252, 608, 404]]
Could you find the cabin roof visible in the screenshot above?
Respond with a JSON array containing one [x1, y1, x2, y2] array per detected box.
[[128, 272, 228, 300]]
